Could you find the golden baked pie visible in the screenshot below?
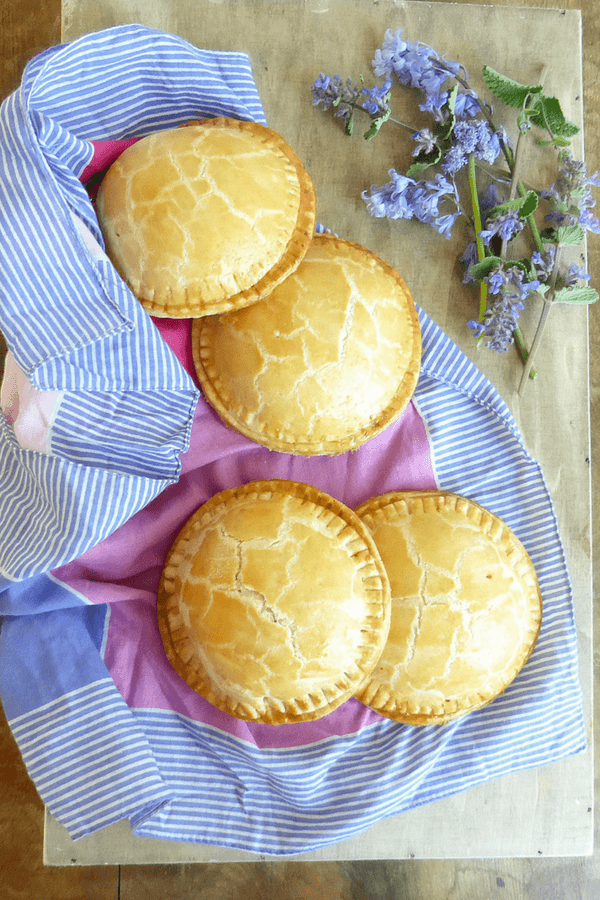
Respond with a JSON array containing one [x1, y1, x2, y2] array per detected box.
[[157, 479, 391, 724], [354, 490, 543, 726], [95, 118, 316, 317], [193, 233, 421, 455]]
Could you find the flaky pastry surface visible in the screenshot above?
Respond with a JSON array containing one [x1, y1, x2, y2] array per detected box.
[[157, 479, 391, 724], [193, 234, 421, 455], [354, 491, 543, 725], [95, 118, 316, 317]]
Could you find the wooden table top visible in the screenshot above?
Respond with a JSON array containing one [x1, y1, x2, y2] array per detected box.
[[49, 0, 596, 863]]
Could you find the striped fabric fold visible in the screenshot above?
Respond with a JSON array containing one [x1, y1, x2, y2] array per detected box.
[[0, 24, 272, 580], [8, 681, 172, 840]]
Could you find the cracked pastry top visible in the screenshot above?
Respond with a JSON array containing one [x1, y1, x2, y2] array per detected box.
[[157, 479, 392, 725], [192, 233, 421, 455], [95, 118, 316, 317], [353, 490, 543, 726]]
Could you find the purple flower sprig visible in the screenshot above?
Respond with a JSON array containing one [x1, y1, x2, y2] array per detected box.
[[310, 28, 599, 389], [311, 73, 393, 139]]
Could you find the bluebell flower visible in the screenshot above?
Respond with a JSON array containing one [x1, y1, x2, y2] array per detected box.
[[361, 80, 392, 116], [362, 170, 417, 219], [454, 90, 482, 119], [411, 128, 437, 156], [452, 120, 480, 154], [419, 90, 450, 123], [460, 241, 479, 283], [363, 167, 460, 237], [479, 208, 525, 245], [434, 212, 459, 239], [481, 183, 502, 211], [372, 29, 409, 79]]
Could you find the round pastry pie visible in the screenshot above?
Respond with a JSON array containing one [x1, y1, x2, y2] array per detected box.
[[157, 479, 391, 724], [354, 490, 543, 726], [192, 233, 421, 455], [95, 118, 316, 317]]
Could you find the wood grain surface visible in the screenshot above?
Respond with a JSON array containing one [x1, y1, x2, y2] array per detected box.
[[1, 0, 598, 897]]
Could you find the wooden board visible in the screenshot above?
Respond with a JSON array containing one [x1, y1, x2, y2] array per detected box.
[[46, 0, 593, 862]]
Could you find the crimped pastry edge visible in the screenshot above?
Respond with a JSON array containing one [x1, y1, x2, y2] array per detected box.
[[157, 479, 392, 725], [353, 489, 543, 726], [192, 233, 422, 456]]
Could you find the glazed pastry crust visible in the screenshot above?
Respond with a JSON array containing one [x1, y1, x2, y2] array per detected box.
[[354, 491, 543, 726], [157, 479, 392, 724], [95, 118, 316, 317], [193, 234, 421, 455]]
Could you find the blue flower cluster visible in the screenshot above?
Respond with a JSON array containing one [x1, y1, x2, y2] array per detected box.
[[362, 170, 460, 238], [311, 74, 392, 128], [541, 150, 600, 235], [442, 120, 502, 176], [372, 28, 462, 122], [468, 265, 540, 351], [358, 29, 502, 231], [311, 73, 362, 122], [311, 29, 599, 360]]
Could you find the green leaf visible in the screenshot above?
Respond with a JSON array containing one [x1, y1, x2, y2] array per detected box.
[[529, 95, 580, 139], [553, 286, 598, 304], [518, 190, 539, 219], [556, 224, 585, 246], [363, 106, 391, 141], [406, 145, 442, 177], [485, 190, 539, 221], [482, 66, 544, 108], [470, 256, 503, 280], [436, 84, 458, 142]]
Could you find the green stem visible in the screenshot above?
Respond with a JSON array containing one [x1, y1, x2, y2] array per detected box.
[[468, 154, 489, 320], [518, 244, 563, 395]]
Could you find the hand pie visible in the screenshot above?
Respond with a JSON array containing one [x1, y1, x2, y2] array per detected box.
[[95, 118, 316, 317], [193, 233, 421, 455], [157, 479, 391, 724], [354, 490, 543, 726]]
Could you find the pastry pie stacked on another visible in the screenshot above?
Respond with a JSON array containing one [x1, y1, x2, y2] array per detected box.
[[193, 233, 421, 455], [95, 118, 316, 317], [354, 490, 543, 726], [157, 479, 391, 724]]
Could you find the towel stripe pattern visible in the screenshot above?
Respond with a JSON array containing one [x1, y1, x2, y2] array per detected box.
[[0, 25, 267, 583]]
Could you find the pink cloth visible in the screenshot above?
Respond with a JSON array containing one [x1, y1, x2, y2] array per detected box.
[[0, 351, 62, 453], [80, 138, 140, 184]]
